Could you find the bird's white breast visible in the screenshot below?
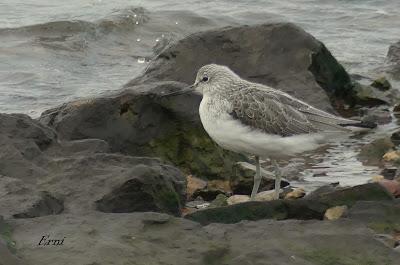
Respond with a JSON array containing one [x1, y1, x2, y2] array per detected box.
[[199, 94, 327, 158]]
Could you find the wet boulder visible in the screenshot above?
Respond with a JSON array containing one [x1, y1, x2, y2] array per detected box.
[[95, 160, 186, 216], [371, 76, 392, 91], [39, 81, 247, 180], [127, 22, 355, 112], [305, 183, 394, 207]]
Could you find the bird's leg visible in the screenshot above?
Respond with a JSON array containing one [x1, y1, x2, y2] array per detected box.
[[250, 156, 261, 200], [272, 160, 281, 200]]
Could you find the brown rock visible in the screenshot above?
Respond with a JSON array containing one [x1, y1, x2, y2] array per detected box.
[[186, 175, 207, 200], [378, 180, 400, 197]]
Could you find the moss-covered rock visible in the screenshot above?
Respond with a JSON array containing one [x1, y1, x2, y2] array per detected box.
[[95, 159, 187, 216], [185, 183, 393, 225], [40, 82, 247, 180], [358, 137, 394, 166], [185, 199, 327, 225], [0, 217, 16, 253], [301, 248, 389, 265], [209, 194, 228, 208], [348, 200, 400, 234], [371, 76, 392, 91]]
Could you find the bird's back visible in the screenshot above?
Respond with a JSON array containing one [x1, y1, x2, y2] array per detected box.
[[224, 80, 364, 137]]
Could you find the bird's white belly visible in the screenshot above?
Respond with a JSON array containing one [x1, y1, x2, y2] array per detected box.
[[199, 98, 326, 158]]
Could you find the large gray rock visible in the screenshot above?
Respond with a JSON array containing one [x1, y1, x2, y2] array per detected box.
[[126, 23, 354, 112], [8, 212, 400, 265], [39, 81, 246, 180], [0, 113, 186, 217]]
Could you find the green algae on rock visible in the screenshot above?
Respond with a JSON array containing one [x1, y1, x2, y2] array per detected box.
[[0, 217, 16, 253], [186, 183, 393, 225], [40, 82, 248, 180]]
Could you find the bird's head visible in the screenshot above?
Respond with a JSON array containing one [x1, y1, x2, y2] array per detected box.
[[192, 64, 239, 95], [160, 64, 239, 97]]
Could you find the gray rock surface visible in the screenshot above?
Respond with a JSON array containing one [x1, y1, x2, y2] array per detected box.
[[0, 113, 186, 218], [8, 212, 400, 265], [126, 23, 354, 112]]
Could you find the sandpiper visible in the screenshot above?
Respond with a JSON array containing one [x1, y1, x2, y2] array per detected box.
[[165, 64, 373, 200]]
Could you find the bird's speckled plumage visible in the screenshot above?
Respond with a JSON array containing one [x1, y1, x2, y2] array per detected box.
[[194, 64, 358, 139]]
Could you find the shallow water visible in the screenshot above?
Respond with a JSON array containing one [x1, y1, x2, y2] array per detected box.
[[1, 0, 400, 189]]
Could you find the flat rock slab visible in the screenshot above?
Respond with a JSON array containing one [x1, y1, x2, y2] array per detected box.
[[9, 213, 400, 265]]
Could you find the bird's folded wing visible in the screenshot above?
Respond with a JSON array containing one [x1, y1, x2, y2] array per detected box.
[[228, 87, 356, 137]]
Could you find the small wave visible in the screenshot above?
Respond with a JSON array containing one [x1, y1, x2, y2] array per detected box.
[[0, 7, 149, 35]]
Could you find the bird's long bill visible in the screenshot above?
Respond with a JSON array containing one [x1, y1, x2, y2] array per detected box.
[[161, 84, 196, 97]]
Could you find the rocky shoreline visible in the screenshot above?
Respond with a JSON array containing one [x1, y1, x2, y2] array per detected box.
[[1, 22, 400, 264]]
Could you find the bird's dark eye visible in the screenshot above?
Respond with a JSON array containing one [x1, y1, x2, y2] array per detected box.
[[202, 76, 209, 82]]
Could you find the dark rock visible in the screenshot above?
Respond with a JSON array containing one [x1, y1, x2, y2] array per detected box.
[[186, 183, 393, 225], [95, 160, 186, 216], [0, 113, 55, 181], [304, 183, 339, 199], [306, 183, 394, 207], [0, 111, 189, 217], [141, 212, 171, 225], [358, 137, 394, 166], [391, 130, 400, 146], [388, 41, 400, 63], [371, 76, 392, 91], [352, 83, 390, 106], [348, 200, 400, 233], [394, 103, 400, 113], [46, 139, 110, 156], [0, 113, 56, 150], [192, 189, 227, 201], [360, 106, 392, 125], [39, 82, 247, 180], [185, 199, 327, 225], [387, 41, 400, 79], [12, 191, 64, 219], [380, 168, 398, 180], [209, 194, 228, 208], [126, 23, 353, 112]]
